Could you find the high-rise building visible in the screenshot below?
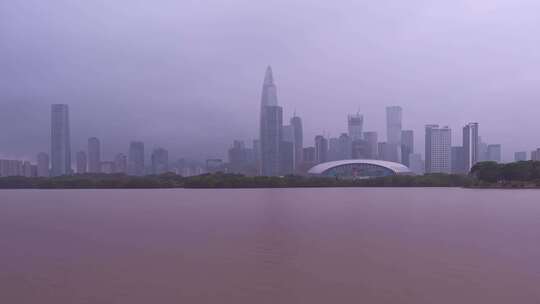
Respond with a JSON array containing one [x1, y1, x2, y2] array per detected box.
[[386, 106, 402, 163], [88, 137, 101, 173], [114, 153, 128, 174], [348, 113, 364, 141], [328, 137, 340, 161], [76, 151, 87, 174], [363, 131, 378, 159], [37, 152, 50, 177], [128, 141, 145, 176], [401, 130, 414, 167], [281, 125, 295, 175], [462, 123, 479, 172], [290, 115, 303, 170], [314, 135, 328, 164], [487, 144, 502, 163], [280, 140, 295, 175], [378, 142, 395, 162], [425, 125, 452, 174], [259, 66, 283, 176], [50, 104, 71, 176], [386, 106, 402, 144], [151, 148, 169, 175], [514, 151, 527, 162], [228, 140, 247, 166], [451, 146, 466, 174]]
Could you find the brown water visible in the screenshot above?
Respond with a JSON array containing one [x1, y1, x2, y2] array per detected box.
[[1, 188, 540, 303]]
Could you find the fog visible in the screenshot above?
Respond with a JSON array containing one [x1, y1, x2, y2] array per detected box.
[[2, 0, 540, 161]]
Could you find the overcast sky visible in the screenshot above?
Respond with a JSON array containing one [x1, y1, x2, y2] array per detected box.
[[2, 0, 540, 162]]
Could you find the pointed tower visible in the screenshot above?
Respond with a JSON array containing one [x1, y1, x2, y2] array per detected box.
[[259, 66, 283, 176], [261, 66, 278, 107]]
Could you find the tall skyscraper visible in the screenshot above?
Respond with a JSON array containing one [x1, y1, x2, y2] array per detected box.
[[314, 135, 328, 164], [425, 125, 452, 174], [290, 115, 303, 169], [114, 153, 128, 174], [386, 106, 402, 145], [76, 151, 87, 174], [363, 131, 378, 159], [50, 104, 71, 176], [463, 123, 479, 172], [128, 141, 145, 176], [348, 113, 364, 141], [401, 130, 414, 167], [514, 151, 527, 162], [386, 106, 402, 163], [281, 125, 296, 175], [259, 66, 283, 176], [88, 137, 101, 173], [487, 144, 502, 163], [151, 147, 169, 175], [36, 152, 50, 177]]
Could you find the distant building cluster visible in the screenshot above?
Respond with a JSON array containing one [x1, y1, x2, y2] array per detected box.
[[4, 66, 540, 179]]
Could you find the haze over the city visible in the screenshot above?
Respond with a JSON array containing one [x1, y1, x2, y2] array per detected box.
[[2, 0, 540, 161]]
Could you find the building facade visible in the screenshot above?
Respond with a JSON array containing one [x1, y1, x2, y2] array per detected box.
[[259, 66, 283, 176], [314, 135, 328, 164], [401, 130, 414, 167], [463, 122, 479, 172], [363, 131, 378, 159], [425, 125, 452, 174], [128, 141, 145, 176], [290, 115, 303, 171], [50, 104, 71, 176], [348, 113, 364, 141], [88, 137, 101, 173]]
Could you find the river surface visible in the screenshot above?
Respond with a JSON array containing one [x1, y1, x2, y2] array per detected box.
[[1, 188, 540, 303]]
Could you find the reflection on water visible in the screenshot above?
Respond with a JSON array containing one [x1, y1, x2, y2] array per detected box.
[[1, 188, 540, 303]]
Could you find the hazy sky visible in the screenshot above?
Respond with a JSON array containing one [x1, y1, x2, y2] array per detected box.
[[2, 0, 540, 162]]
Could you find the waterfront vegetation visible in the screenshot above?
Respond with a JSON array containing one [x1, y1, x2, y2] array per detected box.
[[2, 161, 540, 189]]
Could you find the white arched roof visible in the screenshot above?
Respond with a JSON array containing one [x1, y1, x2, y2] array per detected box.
[[308, 159, 412, 175]]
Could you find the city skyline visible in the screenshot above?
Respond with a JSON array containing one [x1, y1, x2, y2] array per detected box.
[[3, 1, 540, 162], [5, 66, 540, 179]]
